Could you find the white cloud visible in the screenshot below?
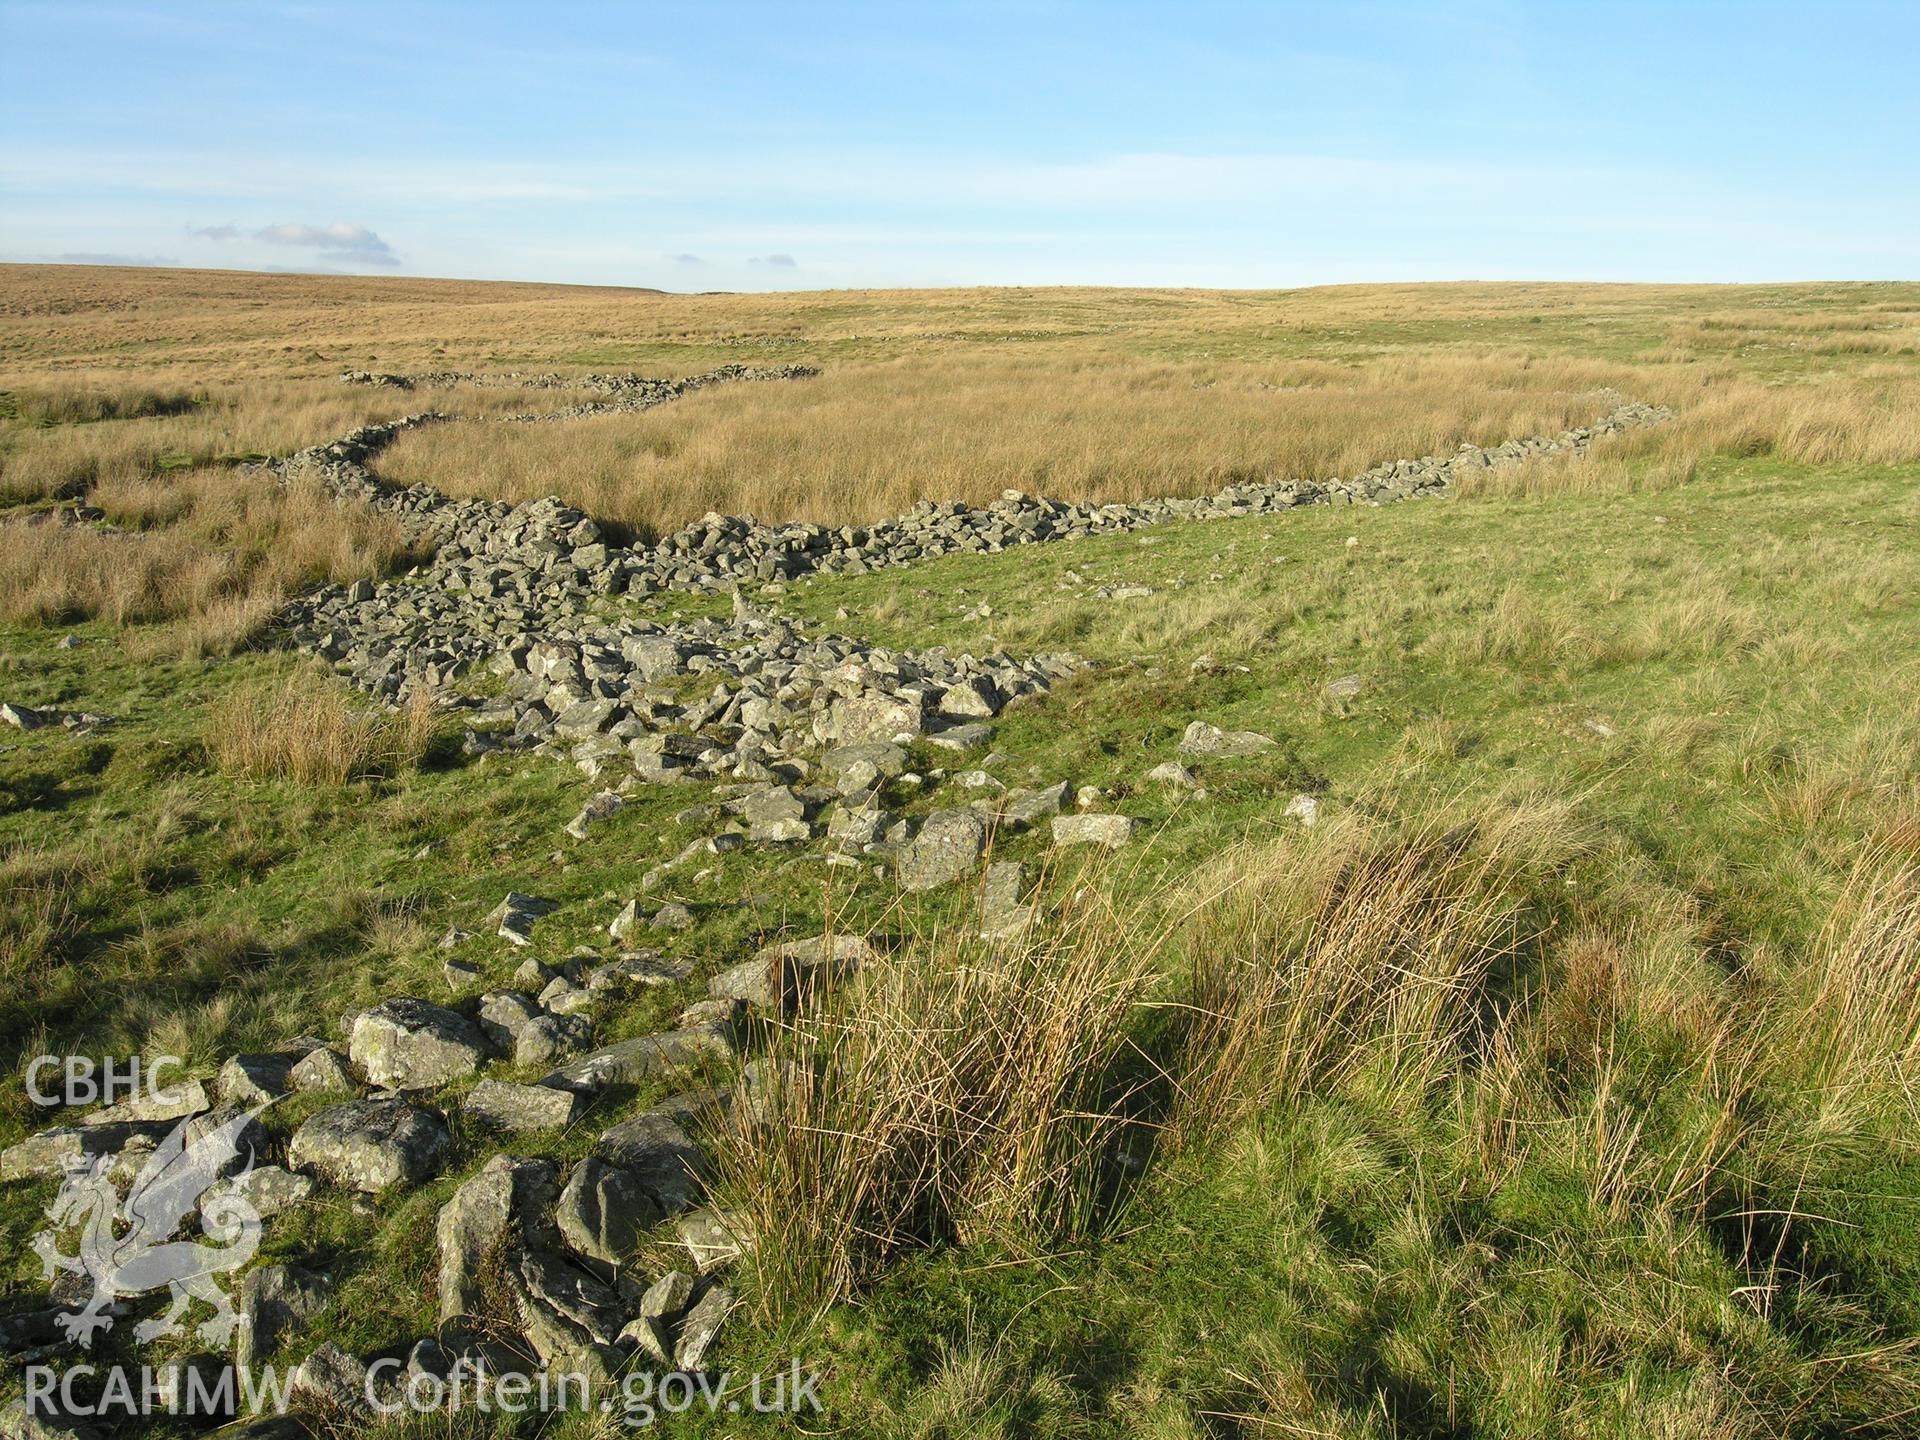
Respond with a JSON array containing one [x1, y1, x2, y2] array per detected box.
[[254, 222, 398, 266]]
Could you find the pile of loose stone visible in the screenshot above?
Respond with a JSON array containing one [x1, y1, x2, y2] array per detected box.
[[338, 363, 819, 421], [0, 702, 113, 735], [0, 921, 856, 1426], [264, 393, 1671, 597]]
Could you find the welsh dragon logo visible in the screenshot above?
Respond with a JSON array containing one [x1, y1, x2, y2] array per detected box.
[[30, 1104, 268, 1349]]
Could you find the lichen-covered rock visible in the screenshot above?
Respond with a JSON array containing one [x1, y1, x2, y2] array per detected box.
[[349, 997, 490, 1091], [897, 808, 987, 891], [288, 1099, 452, 1193]]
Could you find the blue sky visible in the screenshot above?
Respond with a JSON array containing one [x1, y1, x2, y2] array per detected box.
[[2, 1, 1916, 290]]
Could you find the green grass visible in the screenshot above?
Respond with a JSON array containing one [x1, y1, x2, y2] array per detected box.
[[3, 450, 1918, 1435]]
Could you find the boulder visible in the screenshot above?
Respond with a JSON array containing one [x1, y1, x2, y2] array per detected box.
[[825, 692, 924, 746], [235, 1264, 331, 1370], [349, 997, 490, 1091], [288, 1099, 452, 1193], [463, 1079, 581, 1131], [595, 1110, 708, 1215], [1051, 814, 1141, 849], [897, 808, 987, 891], [1177, 721, 1276, 758], [555, 1158, 660, 1275]]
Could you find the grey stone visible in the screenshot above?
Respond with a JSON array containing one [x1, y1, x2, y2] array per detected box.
[[1145, 760, 1198, 788], [435, 1155, 560, 1323], [979, 861, 1033, 940], [288, 1099, 452, 1193], [289, 1341, 370, 1413], [825, 692, 925, 745], [1051, 813, 1141, 848], [200, 1164, 314, 1223], [539, 1022, 732, 1095], [77, 1078, 209, 1127], [822, 741, 907, 778], [1178, 721, 1276, 758], [596, 1110, 708, 1215], [564, 789, 624, 839], [215, 1053, 298, 1107], [607, 899, 644, 941], [677, 1206, 751, 1273], [288, 1046, 355, 1094], [464, 1079, 580, 1131], [999, 782, 1072, 828], [650, 901, 694, 931], [674, 1283, 736, 1371], [1, 1122, 162, 1183], [555, 1158, 660, 1274], [898, 808, 987, 891], [349, 997, 490, 1091], [235, 1264, 331, 1370]]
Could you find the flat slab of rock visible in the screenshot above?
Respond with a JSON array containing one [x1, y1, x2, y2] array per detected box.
[[898, 808, 987, 891], [80, 1078, 209, 1127], [1, 1121, 164, 1182], [236, 1263, 331, 1370], [1178, 721, 1276, 758], [675, 1282, 736, 1370], [436, 1155, 560, 1323], [288, 1098, 452, 1193], [349, 997, 491, 1090], [677, 1206, 752, 1273], [538, 1022, 732, 1095], [201, 1164, 315, 1222], [1051, 813, 1142, 849], [979, 861, 1034, 940], [464, 1079, 581, 1131], [710, 932, 874, 1012], [487, 892, 558, 947], [998, 782, 1071, 829], [556, 1157, 660, 1273]]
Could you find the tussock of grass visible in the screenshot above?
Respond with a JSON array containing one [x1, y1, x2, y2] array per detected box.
[[205, 671, 435, 786], [1797, 846, 1920, 1124], [1174, 796, 1589, 1141], [714, 898, 1161, 1317]]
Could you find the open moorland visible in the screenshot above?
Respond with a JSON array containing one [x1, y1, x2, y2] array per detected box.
[[2, 265, 1919, 1438]]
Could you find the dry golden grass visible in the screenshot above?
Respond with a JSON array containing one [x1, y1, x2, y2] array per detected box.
[[6, 265, 1920, 638], [1797, 847, 1920, 1124], [714, 891, 1161, 1316], [205, 670, 435, 785], [0, 470, 411, 656], [379, 352, 1627, 536], [1173, 795, 1591, 1141]]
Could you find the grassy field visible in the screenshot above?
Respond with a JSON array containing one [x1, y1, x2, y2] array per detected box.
[[2, 266, 1919, 1437]]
